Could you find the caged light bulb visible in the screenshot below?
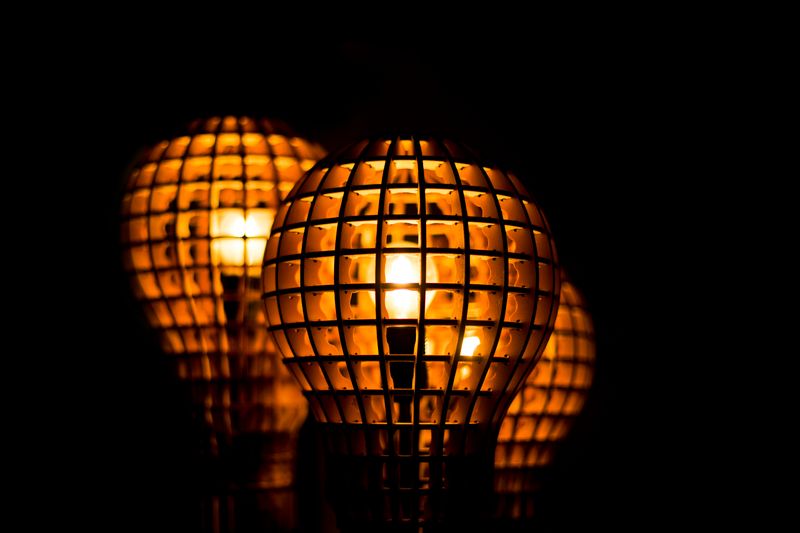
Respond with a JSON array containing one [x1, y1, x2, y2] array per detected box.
[[120, 115, 325, 530], [262, 135, 561, 530]]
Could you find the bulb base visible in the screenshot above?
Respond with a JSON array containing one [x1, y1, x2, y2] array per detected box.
[[323, 425, 496, 532]]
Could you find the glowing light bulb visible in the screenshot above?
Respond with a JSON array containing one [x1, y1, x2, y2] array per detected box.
[[245, 211, 273, 266], [456, 335, 481, 383], [461, 335, 481, 357], [494, 276, 595, 523], [245, 212, 270, 237], [212, 210, 275, 266], [121, 116, 326, 531], [263, 135, 560, 529], [220, 211, 246, 237], [385, 254, 421, 319], [367, 254, 438, 319]]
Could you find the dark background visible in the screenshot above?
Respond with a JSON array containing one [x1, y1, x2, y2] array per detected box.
[[48, 31, 724, 532]]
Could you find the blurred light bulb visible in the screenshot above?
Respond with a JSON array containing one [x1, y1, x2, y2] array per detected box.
[[121, 115, 325, 531], [212, 210, 275, 266]]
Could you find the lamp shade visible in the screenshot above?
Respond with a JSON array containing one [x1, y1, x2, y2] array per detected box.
[[120, 116, 324, 529], [262, 135, 560, 529], [495, 275, 596, 521]]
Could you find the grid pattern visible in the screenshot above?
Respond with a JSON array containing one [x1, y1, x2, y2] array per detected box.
[[262, 136, 560, 527], [120, 116, 324, 483], [494, 277, 596, 521]]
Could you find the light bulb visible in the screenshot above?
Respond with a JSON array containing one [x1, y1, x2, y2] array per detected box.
[[263, 135, 561, 529], [456, 335, 481, 384], [494, 275, 595, 522], [121, 116, 325, 530], [384, 254, 419, 318], [382, 253, 438, 318], [461, 335, 481, 357], [211, 210, 274, 266]]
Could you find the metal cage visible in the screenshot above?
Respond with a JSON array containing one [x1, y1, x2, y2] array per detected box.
[[262, 135, 560, 529], [494, 276, 596, 522]]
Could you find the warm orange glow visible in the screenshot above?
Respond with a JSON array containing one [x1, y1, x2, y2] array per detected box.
[[494, 277, 595, 520], [263, 135, 560, 526], [453, 334, 481, 385], [265, 135, 559, 416], [210, 210, 274, 266], [121, 117, 325, 459], [383, 253, 438, 319], [384, 254, 419, 318], [460, 335, 481, 357]]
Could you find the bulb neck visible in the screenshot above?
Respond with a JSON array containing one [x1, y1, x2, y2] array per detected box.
[[323, 426, 496, 532]]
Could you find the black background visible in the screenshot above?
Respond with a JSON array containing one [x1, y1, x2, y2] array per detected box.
[[45, 29, 724, 532]]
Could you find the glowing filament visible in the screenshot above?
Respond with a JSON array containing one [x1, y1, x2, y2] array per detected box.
[[385, 254, 419, 319], [212, 210, 274, 266], [216, 210, 246, 237], [457, 334, 481, 382], [461, 335, 481, 357], [383, 254, 439, 319]]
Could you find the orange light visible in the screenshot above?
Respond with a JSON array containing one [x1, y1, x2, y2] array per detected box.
[[494, 276, 595, 521], [210, 210, 273, 266], [384, 254, 420, 318], [120, 116, 326, 528], [382, 253, 438, 318], [460, 335, 481, 357], [262, 135, 560, 527]]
